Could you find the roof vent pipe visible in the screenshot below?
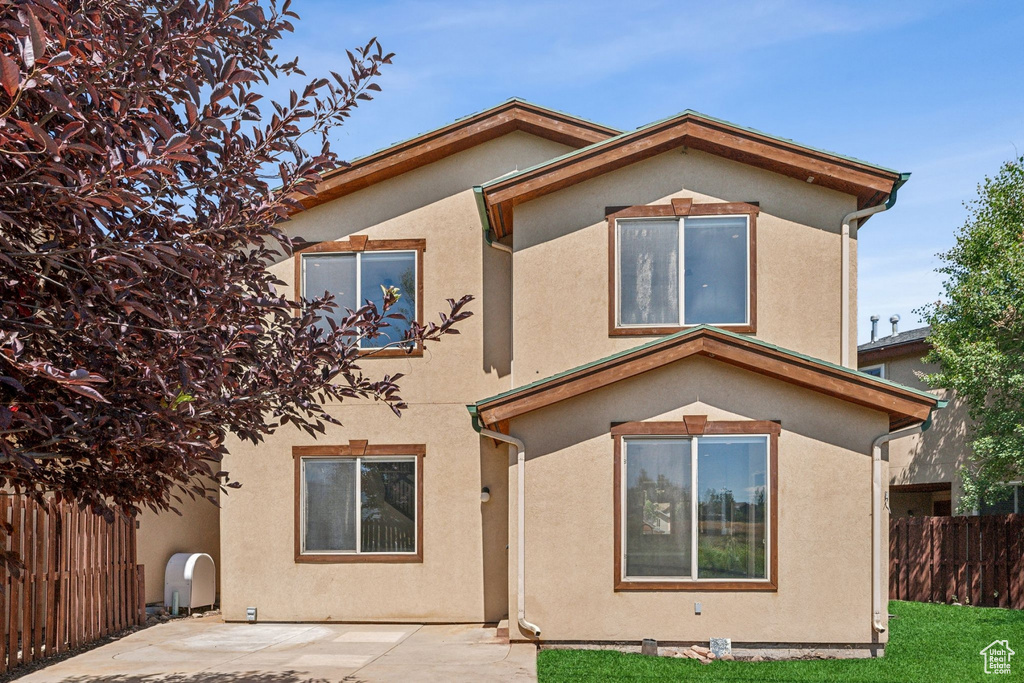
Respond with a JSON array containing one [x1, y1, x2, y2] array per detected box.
[[890, 314, 900, 337], [870, 315, 879, 343]]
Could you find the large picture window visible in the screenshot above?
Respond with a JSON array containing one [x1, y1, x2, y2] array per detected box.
[[295, 238, 425, 356], [608, 203, 756, 335], [613, 420, 778, 590], [294, 444, 424, 563]]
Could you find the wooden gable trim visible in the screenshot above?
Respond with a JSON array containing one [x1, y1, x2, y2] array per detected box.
[[481, 114, 902, 238], [296, 101, 618, 211], [474, 329, 936, 431]]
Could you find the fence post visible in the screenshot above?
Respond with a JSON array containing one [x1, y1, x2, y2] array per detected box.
[[0, 496, 9, 673], [137, 566, 146, 625]]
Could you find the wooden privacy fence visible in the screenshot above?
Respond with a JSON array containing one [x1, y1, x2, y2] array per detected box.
[[890, 514, 1024, 608], [0, 496, 145, 673]]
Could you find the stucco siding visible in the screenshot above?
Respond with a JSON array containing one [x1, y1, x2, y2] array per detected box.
[[218, 131, 570, 622], [137, 491, 220, 605], [220, 403, 509, 622], [511, 148, 859, 379], [875, 352, 971, 511], [506, 356, 889, 644]]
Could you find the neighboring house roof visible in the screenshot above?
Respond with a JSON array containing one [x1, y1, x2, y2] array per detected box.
[[468, 326, 945, 432], [476, 109, 910, 238], [297, 98, 620, 211], [858, 325, 932, 364]]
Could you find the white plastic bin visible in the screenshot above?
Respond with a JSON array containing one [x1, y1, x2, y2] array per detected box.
[[164, 552, 216, 610]]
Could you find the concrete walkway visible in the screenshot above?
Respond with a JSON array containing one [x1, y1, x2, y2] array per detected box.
[[17, 617, 537, 682]]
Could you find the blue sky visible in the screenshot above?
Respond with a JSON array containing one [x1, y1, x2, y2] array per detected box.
[[272, 0, 1023, 343]]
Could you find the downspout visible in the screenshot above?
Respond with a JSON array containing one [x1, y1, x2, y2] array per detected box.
[[471, 412, 541, 638], [869, 414, 936, 633], [840, 173, 910, 368]]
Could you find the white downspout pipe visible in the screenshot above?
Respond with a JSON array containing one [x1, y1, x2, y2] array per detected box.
[[478, 427, 541, 638], [839, 174, 908, 368], [870, 423, 925, 633], [840, 205, 887, 368]]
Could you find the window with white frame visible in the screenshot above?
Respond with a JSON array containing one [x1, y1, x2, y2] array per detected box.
[[301, 249, 418, 349], [621, 434, 769, 582], [300, 455, 418, 555], [860, 363, 886, 379], [616, 215, 750, 328]]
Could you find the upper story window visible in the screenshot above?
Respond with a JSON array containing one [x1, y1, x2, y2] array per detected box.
[[609, 202, 757, 336], [296, 238, 425, 356]]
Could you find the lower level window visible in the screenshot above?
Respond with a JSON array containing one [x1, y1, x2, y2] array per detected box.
[[622, 435, 769, 582], [301, 456, 417, 555]]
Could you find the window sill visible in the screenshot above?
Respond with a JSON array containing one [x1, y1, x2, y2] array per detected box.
[[295, 552, 423, 564], [610, 324, 755, 337], [356, 346, 424, 359], [615, 579, 777, 592]]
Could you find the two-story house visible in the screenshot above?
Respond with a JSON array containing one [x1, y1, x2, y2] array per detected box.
[[858, 322, 991, 517], [181, 99, 944, 657]]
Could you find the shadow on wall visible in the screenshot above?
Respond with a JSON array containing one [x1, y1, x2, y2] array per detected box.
[[56, 673, 338, 683], [899, 391, 973, 495], [481, 237, 512, 378]]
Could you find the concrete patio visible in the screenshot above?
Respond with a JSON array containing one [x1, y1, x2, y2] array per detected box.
[[17, 617, 537, 682]]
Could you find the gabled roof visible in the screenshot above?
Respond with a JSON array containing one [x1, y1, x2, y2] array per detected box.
[[858, 325, 932, 364], [476, 109, 909, 238], [468, 326, 944, 432], [297, 98, 620, 211]]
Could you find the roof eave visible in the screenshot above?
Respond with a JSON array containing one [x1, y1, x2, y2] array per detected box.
[[478, 112, 907, 238], [293, 99, 620, 213], [471, 326, 940, 431]]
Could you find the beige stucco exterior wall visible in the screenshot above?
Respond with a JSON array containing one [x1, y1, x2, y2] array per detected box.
[[506, 356, 890, 644], [872, 351, 971, 513], [510, 148, 859, 379], [137, 491, 220, 604], [218, 132, 572, 623]]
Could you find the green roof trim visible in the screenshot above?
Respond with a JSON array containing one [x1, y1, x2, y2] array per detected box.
[[467, 325, 945, 412], [480, 109, 905, 191], [473, 186, 494, 243]]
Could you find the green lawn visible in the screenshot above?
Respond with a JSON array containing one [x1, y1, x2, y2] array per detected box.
[[538, 601, 1024, 682]]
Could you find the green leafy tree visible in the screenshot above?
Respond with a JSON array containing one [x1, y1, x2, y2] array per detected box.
[[920, 156, 1024, 510]]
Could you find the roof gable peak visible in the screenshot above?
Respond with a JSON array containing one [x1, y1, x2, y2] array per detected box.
[[296, 99, 620, 211], [469, 326, 942, 432], [477, 109, 908, 239]]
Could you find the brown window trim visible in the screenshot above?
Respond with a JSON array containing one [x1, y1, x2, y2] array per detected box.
[[294, 237, 426, 358], [612, 418, 779, 591], [607, 201, 758, 337], [293, 442, 425, 564]]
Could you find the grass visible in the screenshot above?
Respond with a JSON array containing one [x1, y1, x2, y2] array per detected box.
[[538, 601, 1024, 682]]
